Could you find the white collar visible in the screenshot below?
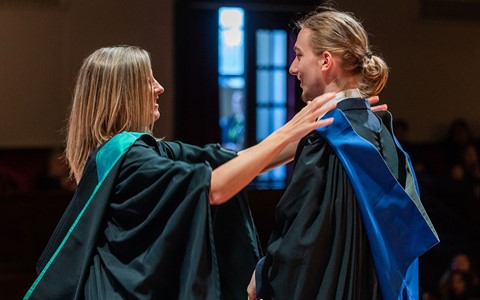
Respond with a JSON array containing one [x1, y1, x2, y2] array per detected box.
[[318, 89, 362, 119], [331, 88, 362, 105]]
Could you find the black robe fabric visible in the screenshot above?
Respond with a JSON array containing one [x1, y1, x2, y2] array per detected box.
[[258, 99, 435, 299], [24, 132, 261, 300]]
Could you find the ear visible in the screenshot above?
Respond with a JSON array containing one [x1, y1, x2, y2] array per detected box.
[[319, 51, 334, 70]]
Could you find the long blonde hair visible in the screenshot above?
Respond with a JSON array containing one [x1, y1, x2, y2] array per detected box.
[[293, 6, 389, 98], [66, 45, 154, 182]]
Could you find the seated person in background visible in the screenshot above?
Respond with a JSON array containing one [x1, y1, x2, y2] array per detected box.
[[439, 253, 480, 299]]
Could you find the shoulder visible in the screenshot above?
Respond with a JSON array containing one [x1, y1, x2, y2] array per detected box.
[[294, 132, 332, 164], [374, 110, 394, 132], [124, 137, 165, 166], [302, 132, 328, 147]]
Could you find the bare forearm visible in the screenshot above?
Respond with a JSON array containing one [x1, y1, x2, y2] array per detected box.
[[250, 141, 298, 173], [210, 131, 289, 205]]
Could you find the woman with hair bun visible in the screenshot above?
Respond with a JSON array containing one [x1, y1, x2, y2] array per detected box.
[[248, 5, 439, 300]]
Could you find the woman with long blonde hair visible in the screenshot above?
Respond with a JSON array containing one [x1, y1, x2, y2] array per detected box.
[[25, 45, 337, 299]]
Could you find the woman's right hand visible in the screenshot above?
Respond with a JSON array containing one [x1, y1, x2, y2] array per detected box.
[[274, 92, 336, 144], [240, 92, 337, 174], [210, 92, 336, 205]]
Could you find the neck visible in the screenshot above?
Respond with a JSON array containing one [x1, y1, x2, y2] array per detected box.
[[324, 71, 360, 94]]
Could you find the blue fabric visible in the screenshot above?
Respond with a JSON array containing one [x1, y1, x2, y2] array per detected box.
[[316, 109, 439, 300]]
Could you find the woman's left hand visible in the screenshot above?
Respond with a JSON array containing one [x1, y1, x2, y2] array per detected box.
[[368, 95, 387, 112]]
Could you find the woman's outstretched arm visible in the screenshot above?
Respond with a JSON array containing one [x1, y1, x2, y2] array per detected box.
[[209, 92, 336, 205], [246, 95, 386, 174]]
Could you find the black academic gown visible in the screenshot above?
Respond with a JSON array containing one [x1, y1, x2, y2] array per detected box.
[[258, 99, 438, 300], [24, 132, 261, 300]]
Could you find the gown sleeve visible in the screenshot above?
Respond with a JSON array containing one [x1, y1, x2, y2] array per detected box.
[[86, 138, 260, 299], [84, 138, 221, 299], [159, 140, 263, 299], [159, 140, 237, 168]]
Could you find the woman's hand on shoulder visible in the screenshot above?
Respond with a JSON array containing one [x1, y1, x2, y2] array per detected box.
[[277, 92, 336, 144], [368, 95, 388, 112]]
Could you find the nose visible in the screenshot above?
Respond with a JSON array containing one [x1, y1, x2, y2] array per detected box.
[[156, 84, 165, 94], [153, 79, 165, 95], [289, 59, 298, 76]]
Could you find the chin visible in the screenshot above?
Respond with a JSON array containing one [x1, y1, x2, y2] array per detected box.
[[301, 93, 312, 104], [153, 111, 160, 121]]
